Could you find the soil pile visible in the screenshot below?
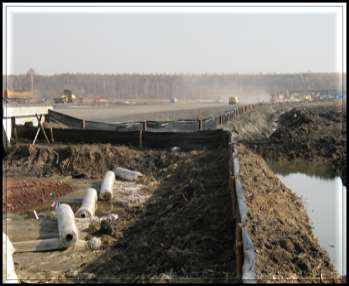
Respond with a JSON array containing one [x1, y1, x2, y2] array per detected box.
[[237, 145, 341, 283], [4, 144, 200, 180], [226, 103, 280, 141], [81, 147, 237, 283], [251, 104, 346, 184], [3, 177, 73, 213]]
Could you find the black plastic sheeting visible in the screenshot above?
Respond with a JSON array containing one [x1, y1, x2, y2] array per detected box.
[[16, 125, 140, 146], [48, 109, 82, 128], [202, 118, 217, 130], [146, 120, 200, 132], [16, 125, 229, 150], [47, 107, 241, 132], [85, 120, 143, 131]]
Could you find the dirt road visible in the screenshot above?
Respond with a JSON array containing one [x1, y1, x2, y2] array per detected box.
[[55, 102, 235, 122]]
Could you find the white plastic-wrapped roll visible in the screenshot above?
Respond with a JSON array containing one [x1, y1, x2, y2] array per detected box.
[[114, 166, 143, 181], [75, 188, 98, 218], [3, 233, 19, 284], [99, 171, 115, 200], [55, 203, 79, 248]]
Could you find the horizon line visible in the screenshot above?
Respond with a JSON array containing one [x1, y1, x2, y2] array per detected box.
[[3, 71, 346, 77]]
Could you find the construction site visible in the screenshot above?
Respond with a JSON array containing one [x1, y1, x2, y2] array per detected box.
[[2, 3, 347, 284], [2, 90, 346, 283]]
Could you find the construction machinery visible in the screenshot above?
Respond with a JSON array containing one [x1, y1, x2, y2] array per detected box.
[[54, 89, 77, 104], [3, 89, 32, 104], [170, 97, 178, 103], [228, 96, 239, 105], [304, 95, 313, 102]]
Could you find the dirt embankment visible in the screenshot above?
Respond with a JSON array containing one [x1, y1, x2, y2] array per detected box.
[[250, 103, 346, 184], [237, 145, 341, 283], [4, 144, 198, 180], [228, 102, 346, 185], [226, 103, 281, 141]]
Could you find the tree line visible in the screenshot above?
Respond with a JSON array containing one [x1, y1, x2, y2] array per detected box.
[[3, 73, 345, 101]]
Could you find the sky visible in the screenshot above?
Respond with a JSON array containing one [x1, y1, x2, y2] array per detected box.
[[5, 9, 341, 75]]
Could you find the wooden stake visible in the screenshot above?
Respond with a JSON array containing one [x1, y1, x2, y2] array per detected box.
[[11, 117, 17, 143], [50, 128, 54, 143], [35, 114, 50, 144], [139, 129, 143, 148], [198, 119, 203, 130], [32, 126, 41, 145]]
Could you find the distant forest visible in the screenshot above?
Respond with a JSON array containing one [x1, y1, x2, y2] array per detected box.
[[3, 73, 345, 101]]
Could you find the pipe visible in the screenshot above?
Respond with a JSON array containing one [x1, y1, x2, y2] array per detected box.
[[99, 171, 115, 200], [75, 188, 98, 218], [55, 203, 78, 248], [3, 233, 19, 284]]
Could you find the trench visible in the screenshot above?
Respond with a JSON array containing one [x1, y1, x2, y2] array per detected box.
[[267, 159, 347, 277]]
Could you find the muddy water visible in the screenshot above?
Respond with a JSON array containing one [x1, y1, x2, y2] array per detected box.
[[268, 160, 347, 277]]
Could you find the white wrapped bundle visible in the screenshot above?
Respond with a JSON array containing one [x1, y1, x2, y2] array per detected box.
[[76, 188, 98, 218], [99, 171, 115, 201], [55, 203, 79, 248], [114, 167, 143, 181]]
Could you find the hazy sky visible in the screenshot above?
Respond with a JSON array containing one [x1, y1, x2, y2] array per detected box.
[[6, 11, 338, 75]]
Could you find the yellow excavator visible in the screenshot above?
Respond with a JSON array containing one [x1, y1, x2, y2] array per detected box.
[[54, 89, 76, 104]]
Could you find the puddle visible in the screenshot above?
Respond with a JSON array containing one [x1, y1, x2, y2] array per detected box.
[[268, 160, 347, 276]]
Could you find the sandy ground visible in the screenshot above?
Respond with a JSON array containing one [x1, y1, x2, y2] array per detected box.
[[55, 102, 235, 122]]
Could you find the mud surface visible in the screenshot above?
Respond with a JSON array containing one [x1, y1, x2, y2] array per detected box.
[[3, 177, 73, 213], [5, 144, 237, 283], [237, 145, 341, 283]]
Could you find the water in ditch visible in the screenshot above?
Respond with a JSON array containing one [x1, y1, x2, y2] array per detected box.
[[268, 160, 347, 277]]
